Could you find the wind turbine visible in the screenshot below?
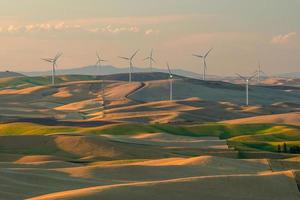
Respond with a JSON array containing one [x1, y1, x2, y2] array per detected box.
[[41, 53, 63, 85], [167, 62, 173, 101], [119, 50, 139, 82], [193, 48, 213, 81], [236, 72, 258, 106], [255, 62, 267, 85], [96, 51, 107, 76], [96, 52, 107, 116], [143, 49, 156, 73]]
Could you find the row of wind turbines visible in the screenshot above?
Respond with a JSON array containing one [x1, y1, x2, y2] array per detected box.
[[42, 49, 266, 106], [41, 49, 213, 85]]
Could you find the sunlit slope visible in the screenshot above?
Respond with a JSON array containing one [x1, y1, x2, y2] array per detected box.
[[0, 73, 299, 123], [1, 121, 300, 199], [1, 122, 300, 153], [0, 75, 94, 89], [91, 98, 257, 123], [1, 153, 298, 200], [0, 73, 166, 122], [27, 172, 299, 200], [261, 78, 300, 87], [224, 112, 300, 126], [1, 74, 300, 200], [129, 78, 300, 105], [0, 79, 140, 121], [0, 123, 239, 162], [0, 80, 106, 120], [99, 98, 300, 123]]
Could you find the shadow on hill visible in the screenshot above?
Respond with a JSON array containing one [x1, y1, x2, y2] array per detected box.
[[96, 72, 182, 82], [0, 134, 173, 161], [0, 117, 115, 127]]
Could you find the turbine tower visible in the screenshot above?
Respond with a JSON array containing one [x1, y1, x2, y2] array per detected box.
[[236, 72, 258, 106], [193, 48, 213, 81], [143, 49, 156, 73], [119, 50, 139, 82], [96, 52, 107, 116], [167, 62, 173, 101], [41, 53, 62, 85]]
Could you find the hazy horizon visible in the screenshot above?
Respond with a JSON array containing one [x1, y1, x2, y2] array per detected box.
[[0, 0, 299, 76]]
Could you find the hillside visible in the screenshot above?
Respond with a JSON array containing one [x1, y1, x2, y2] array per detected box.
[[1, 73, 300, 200], [223, 112, 300, 126], [0, 71, 24, 78], [0, 73, 178, 90], [0, 73, 299, 124], [130, 78, 300, 105], [261, 78, 300, 87], [0, 122, 300, 199]]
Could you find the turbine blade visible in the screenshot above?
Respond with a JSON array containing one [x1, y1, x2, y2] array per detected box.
[[119, 56, 130, 60], [249, 72, 258, 81], [204, 48, 213, 58], [236, 73, 246, 81], [193, 54, 203, 58], [53, 53, 63, 62], [130, 49, 139, 60], [151, 57, 156, 63], [96, 51, 101, 60], [252, 70, 258, 76], [143, 57, 150, 61], [167, 62, 172, 76], [41, 58, 53, 63]]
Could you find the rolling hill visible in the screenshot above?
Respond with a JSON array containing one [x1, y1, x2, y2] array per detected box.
[[1, 72, 300, 200], [129, 77, 300, 105], [223, 112, 300, 126], [0, 71, 24, 78], [0, 72, 299, 124]]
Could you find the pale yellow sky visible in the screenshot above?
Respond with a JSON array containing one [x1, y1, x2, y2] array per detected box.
[[0, 0, 299, 75]]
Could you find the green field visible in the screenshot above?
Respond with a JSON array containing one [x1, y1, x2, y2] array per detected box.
[[1, 122, 299, 153], [0, 75, 95, 89]]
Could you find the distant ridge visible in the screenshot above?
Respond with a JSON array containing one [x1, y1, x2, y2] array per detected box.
[[278, 71, 300, 78], [0, 71, 24, 78], [0, 72, 184, 90], [21, 65, 220, 80]]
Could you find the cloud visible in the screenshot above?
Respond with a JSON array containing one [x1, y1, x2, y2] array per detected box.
[[25, 23, 53, 32], [0, 22, 143, 35], [103, 25, 140, 34], [0, 14, 207, 36], [0, 22, 82, 33], [86, 25, 140, 34], [68, 14, 199, 26], [7, 25, 19, 32], [271, 32, 296, 45], [145, 29, 160, 36]]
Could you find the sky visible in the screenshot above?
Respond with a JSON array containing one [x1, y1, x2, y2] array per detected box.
[[0, 0, 299, 76]]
